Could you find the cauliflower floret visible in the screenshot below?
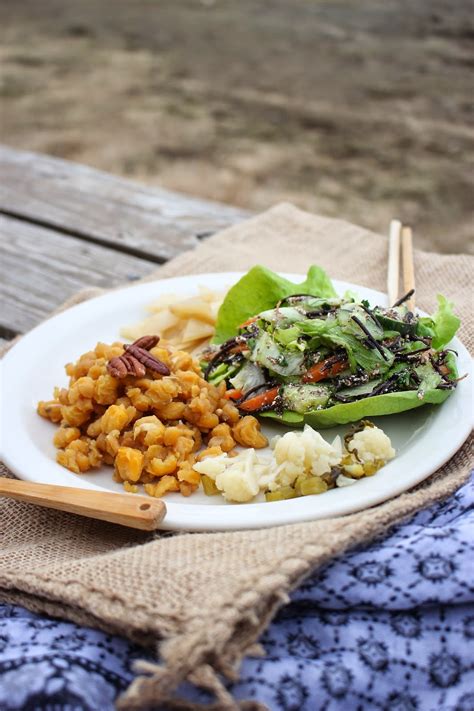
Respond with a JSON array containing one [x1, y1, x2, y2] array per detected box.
[[193, 450, 273, 502], [254, 456, 279, 492], [194, 423, 394, 502], [300, 426, 342, 477], [193, 453, 228, 481], [348, 425, 395, 464], [272, 431, 306, 486], [272, 425, 342, 486], [215, 450, 262, 502]]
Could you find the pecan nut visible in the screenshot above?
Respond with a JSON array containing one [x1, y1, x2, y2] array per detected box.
[[132, 335, 160, 351], [107, 335, 170, 379], [124, 344, 170, 376], [122, 354, 146, 378], [107, 356, 129, 379]]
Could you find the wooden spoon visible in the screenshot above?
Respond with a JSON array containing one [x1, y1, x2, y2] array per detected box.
[[0, 478, 166, 531]]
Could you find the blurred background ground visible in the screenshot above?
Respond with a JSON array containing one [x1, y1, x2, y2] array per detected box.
[[1, 0, 473, 253]]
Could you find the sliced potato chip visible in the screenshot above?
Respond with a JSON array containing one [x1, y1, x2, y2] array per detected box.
[[148, 310, 180, 333], [210, 301, 222, 319], [161, 329, 184, 344], [121, 287, 224, 351], [170, 299, 215, 325], [198, 286, 222, 303], [174, 339, 205, 353], [146, 293, 180, 313], [120, 311, 179, 340], [181, 318, 215, 342], [120, 325, 144, 341]]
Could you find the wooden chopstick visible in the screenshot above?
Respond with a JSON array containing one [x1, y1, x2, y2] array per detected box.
[[387, 219, 402, 306], [387, 219, 416, 311], [401, 226, 416, 310]]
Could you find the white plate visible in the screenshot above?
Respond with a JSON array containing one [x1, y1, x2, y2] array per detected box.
[[1, 273, 472, 531]]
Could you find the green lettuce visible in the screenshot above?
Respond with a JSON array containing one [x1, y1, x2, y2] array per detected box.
[[214, 265, 336, 343], [262, 386, 455, 428], [416, 294, 460, 349], [295, 317, 394, 373]]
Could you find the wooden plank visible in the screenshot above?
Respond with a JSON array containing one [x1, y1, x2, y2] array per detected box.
[[0, 214, 159, 334], [0, 145, 249, 261]]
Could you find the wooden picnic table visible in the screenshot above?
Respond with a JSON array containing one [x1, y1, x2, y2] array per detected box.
[[0, 144, 250, 348]]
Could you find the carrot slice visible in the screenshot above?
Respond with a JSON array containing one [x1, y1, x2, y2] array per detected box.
[[238, 316, 258, 329], [239, 386, 280, 411], [229, 343, 249, 355], [302, 358, 348, 383], [224, 388, 243, 401]]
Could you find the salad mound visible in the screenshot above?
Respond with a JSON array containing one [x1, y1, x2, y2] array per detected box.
[[202, 266, 461, 427]]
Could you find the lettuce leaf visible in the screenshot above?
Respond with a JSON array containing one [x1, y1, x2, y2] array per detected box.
[[262, 387, 454, 428], [416, 294, 460, 350], [295, 317, 394, 373], [214, 265, 337, 343], [432, 294, 461, 349]]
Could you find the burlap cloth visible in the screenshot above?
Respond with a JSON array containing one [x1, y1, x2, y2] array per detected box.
[[1, 204, 472, 710]]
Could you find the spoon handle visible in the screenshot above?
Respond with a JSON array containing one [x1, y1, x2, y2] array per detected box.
[[0, 478, 166, 530]]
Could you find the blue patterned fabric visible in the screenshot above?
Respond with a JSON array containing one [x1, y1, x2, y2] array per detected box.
[[1, 473, 473, 711]]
